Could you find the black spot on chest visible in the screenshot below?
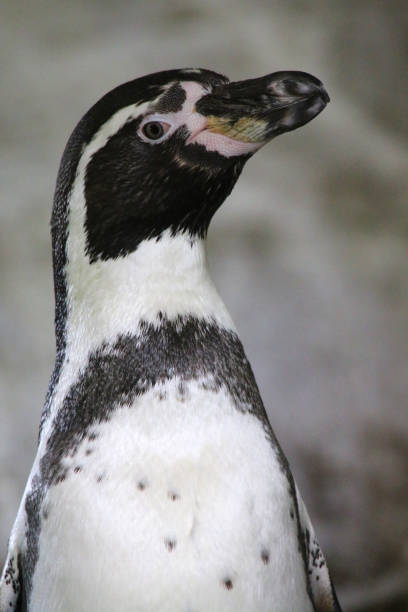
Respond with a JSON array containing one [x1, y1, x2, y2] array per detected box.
[[3, 556, 20, 596]]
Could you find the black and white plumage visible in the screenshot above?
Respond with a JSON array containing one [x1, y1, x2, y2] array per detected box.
[[0, 68, 341, 611]]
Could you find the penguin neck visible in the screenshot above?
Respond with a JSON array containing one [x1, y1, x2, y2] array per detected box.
[[60, 229, 234, 367]]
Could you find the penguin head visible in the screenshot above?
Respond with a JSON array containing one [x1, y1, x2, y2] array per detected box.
[[53, 68, 329, 263]]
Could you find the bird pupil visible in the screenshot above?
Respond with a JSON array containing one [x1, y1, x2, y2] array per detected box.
[[143, 122, 164, 140]]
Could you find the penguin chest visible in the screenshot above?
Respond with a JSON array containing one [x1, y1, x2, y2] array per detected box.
[[30, 382, 312, 612]]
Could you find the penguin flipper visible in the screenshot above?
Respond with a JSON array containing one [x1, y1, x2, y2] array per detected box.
[[296, 488, 342, 612], [0, 532, 26, 611]]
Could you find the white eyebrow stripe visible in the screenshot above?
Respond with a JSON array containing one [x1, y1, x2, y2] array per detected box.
[[83, 101, 151, 160]]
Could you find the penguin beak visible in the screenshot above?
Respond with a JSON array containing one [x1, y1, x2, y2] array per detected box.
[[195, 71, 329, 146]]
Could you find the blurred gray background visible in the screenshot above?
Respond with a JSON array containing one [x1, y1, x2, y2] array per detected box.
[[1, 1, 407, 610]]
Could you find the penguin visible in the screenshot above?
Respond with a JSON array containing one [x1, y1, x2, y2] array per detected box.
[[0, 68, 341, 612]]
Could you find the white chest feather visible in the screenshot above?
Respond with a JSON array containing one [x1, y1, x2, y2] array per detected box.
[[30, 380, 311, 612]]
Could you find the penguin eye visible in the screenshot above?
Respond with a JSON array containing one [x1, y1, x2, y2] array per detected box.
[[141, 121, 171, 141]]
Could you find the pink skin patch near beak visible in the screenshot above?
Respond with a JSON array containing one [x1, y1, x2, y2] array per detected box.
[[181, 82, 263, 158], [188, 128, 262, 157]]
